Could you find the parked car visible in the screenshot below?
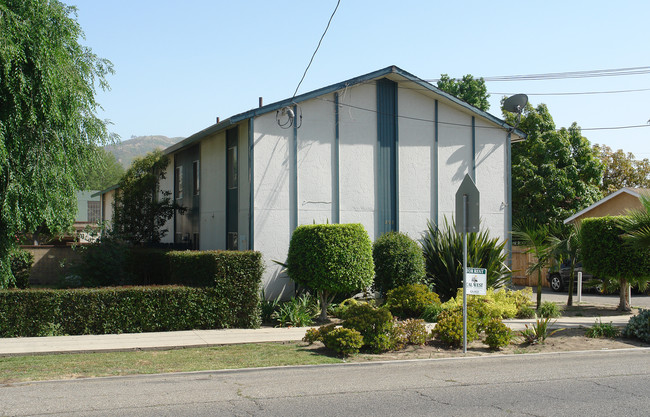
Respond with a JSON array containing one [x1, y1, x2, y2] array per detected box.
[[547, 263, 596, 292]]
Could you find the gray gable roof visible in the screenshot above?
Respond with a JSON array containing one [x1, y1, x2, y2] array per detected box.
[[165, 65, 526, 155]]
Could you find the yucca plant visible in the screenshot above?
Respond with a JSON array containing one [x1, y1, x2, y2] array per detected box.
[[520, 315, 564, 344], [421, 217, 511, 302]]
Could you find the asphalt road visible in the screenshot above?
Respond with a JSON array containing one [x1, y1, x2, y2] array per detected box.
[[2, 349, 649, 416], [518, 285, 650, 309]]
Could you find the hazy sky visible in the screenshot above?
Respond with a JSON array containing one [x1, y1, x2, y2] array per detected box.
[[73, 0, 650, 157]]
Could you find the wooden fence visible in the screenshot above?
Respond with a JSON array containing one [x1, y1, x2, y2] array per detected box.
[[511, 245, 550, 287]]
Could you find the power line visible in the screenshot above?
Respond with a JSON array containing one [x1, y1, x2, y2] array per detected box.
[[291, 0, 341, 100], [425, 66, 650, 83], [489, 87, 650, 96], [314, 94, 650, 133]]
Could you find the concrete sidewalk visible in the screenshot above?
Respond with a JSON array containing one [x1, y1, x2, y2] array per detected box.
[[0, 314, 634, 356]]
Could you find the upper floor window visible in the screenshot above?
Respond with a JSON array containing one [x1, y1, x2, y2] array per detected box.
[[227, 146, 238, 190], [193, 160, 200, 196], [175, 166, 183, 199]]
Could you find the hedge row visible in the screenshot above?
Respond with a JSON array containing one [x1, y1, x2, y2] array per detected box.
[[168, 250, 264, 326], [0, 251, 264, 337], [0, 286, 260, 337]]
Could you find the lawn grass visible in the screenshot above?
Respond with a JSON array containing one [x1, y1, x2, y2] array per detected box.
[[0, 342, 342, 383]]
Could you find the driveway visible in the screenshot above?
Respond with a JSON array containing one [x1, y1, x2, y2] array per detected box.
[[514, 285, 650, 309]]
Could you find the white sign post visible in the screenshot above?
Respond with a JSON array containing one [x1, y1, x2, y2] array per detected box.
[[455, 174, 480, 354]]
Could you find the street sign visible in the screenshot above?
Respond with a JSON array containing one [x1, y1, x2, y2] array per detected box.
[[455, 174, 480, 233], [466, 267, 487, 295]]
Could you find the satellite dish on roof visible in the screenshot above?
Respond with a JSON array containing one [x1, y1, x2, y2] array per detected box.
[[503, 93, 528, 131], [503, 94, 528, 114]]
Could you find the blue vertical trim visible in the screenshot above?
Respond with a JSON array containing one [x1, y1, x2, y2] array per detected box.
[[291, 105, 298, 233], [333, 93, 340, 224], [433, 100, 439, 225], [506, 132, 512, 268], [471, 116, 476, 181], [248, 118, 254, 250], [376, 78, 398, 236], [394, 83, 399, 232]]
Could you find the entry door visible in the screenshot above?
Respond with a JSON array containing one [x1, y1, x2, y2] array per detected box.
[[226, 128, 239, 250]]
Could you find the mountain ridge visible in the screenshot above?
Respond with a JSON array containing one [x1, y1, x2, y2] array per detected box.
[[105, 135, 184, 168]]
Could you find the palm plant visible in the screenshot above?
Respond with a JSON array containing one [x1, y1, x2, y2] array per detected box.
[[421, 217, 511, 302], [512, 221, 553, 309], [548, 223, 582, 307], [619, 193, 650, 249]]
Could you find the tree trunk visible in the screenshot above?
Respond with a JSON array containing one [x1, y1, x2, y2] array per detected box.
[[318, 290, 330, 322], [537, 270, 542, 310], [618, 278, 631, 312], [567, 265, 575, 307]]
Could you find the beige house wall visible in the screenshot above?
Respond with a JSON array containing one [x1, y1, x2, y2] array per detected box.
[[572, 193, 642, 223]]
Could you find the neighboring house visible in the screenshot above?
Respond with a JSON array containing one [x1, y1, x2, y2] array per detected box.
[[125, 66, 524, 297], [91, 184, 119, 227], [74, 191, 102, 241], [564, 187, 648, 225]]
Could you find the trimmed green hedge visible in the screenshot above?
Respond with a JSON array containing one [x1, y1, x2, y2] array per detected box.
[[167, 250, 264, 327], [127, 248, 172, 285], [581, 216, 650, 280], [0, 250, 264, 337], [0, 286, 259, 337]]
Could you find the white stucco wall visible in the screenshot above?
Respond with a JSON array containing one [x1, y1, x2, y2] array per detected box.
[[199, 132, 227, 250], [437, 101, 474, 225], [338, 83, 378, 240], [297, 95, 335, 226], [101, 189, 115, 225], [397, 87, 435, 240], [253, 112, 295, 297], [474, 118, 507, 242]]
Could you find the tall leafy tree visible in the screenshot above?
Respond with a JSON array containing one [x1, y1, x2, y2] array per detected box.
[[0, 0, 113, 287], [436, 74, 490, 111], [593, 144, 650, 195], [81, 147, 125, 191], [112, 150, 183, 244], [506, 103, 603, 228]]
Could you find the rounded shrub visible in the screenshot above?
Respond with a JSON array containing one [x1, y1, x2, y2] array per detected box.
[[287, 223, 374, 321], [303, 323, 337, 345], [322, 327, 364, 357], [433, 308, 479, 347], [399, 318, 429, 345], [623, 309, 650, 342], [384, 284, 440, 319], [343, 304, 395, 353], [484, 318, 512, 350], [373, 232, 426, 295]]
